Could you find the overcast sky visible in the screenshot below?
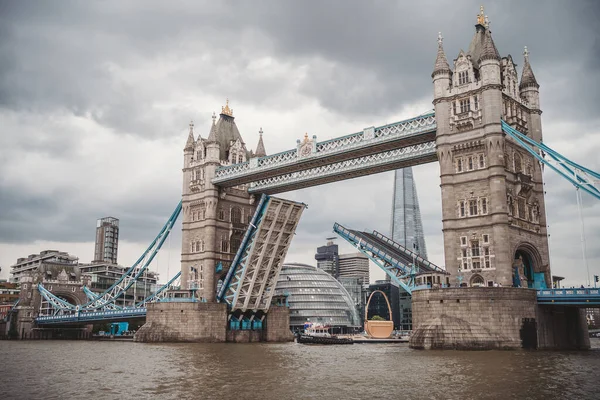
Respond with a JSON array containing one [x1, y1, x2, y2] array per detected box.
[[0, 0, 598, 286]]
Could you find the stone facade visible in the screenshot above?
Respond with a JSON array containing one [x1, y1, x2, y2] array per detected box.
[[181, 102, 265, 301], [264, 305, 294, 342], [134, 302, 228, 342], [13, 268, 91, 339], [134, 301, 293, 343], [433, 15, 550, 288], [537, 305, 590, 350], [410, 287, 537, 349]]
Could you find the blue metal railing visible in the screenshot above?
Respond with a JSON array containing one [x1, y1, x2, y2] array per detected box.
[[36, 308, 147, 324], [537, 288, 600, 305]]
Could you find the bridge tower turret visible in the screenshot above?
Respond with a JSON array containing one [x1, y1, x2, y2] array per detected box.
[[180, 101, 256, 302], [433, 7, 550, 289]]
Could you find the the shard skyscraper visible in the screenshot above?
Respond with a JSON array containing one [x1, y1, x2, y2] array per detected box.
[[389, 167, 427, 258]]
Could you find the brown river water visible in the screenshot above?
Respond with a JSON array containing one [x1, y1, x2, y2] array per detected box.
[[2, 339, 600, 400]]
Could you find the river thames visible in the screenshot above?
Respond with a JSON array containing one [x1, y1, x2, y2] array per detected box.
[[2, 339, 600, 399]]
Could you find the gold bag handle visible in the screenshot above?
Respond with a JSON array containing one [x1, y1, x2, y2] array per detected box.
[[364, 290, 393, 322]]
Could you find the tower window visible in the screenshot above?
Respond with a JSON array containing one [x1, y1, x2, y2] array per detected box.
[[483, 234, 489, 244], [517, 197, 526, 219], [471, 240, 480, 257], [469, 199, 478, 216], [218, 209, 225, 220], [479, 154, 485, 168], [459, 201, 466, 217], [473, 95, 479, 110], [481, 198, 488, 214], [514, 153, 523, 174], [458, 71, 469, 85], [453, 101, 457, 115], [457, 158, 463, 172], [460, 99, 470, 113], [460, 237, 467, 246], [468, 156, 474, 170]]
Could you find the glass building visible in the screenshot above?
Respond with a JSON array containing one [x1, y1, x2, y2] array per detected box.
[[274, 263, 361, 333], [390, 167, 427, 258], [390, 167, 428, 331]]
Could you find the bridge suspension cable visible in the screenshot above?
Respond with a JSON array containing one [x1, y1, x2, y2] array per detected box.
[[38, 201, 182, 314], [501, 121, 600, 200]]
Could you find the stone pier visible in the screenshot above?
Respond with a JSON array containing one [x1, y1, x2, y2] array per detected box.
[[410, 287, 591, 350], [134, 302, 293, 343]]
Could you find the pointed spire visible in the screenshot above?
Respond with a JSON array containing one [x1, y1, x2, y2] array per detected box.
[[520, 46, 539, 89], [479, 29, 500, 62], [432, 32, 451, 78], [184, 120, 195, 150], [207, 114, 217, 142], [255, 127, 266, 157]]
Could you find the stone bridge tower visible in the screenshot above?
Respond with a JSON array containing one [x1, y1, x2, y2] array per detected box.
[[181, 101, 266, 301], [432, 8, 550, 288]]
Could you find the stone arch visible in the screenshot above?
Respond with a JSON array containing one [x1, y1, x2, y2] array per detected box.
[[512, 242, 543, 288], [51, 290, 84, 306], [470, 274, 485, 287]]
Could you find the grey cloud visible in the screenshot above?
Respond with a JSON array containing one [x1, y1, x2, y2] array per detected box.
[[0, 0, 598, 286]]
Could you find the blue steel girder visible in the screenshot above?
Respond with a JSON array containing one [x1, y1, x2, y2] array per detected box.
[[35, 308, 147, 325], [213, 113, 436, 188], [38, 201, 183, 313], [333, 223, 414, 294], [222, 196, 306, 312], [502, 121, 600, 201], [248, 141, 437, 195], [537, 288, 600, 306]]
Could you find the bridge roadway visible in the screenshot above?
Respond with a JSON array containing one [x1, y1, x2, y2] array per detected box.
[[537, 288, 600, 306], [35, 307, 148, 325], [212, 112, 436, 191]]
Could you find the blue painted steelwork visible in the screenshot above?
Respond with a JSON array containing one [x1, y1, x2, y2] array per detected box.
[[502, 121, 600, 201], [537, 288, 600, 306], [334, 223, 413, 293], [213, 113, 437, 188], [136, 271, 182, 307], [334, 222, 448, 295], [217, 194, 270, 304], [39, 201, 182, 313], [36, 308, 147, 324]]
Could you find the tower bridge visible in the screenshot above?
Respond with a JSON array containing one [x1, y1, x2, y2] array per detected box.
[[9, 7, 600, 348]]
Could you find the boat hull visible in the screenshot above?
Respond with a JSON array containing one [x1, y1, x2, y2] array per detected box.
[[297, 334, 354, 345]]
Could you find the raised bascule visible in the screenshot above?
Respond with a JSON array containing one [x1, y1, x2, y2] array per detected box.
[[9, 7, 600, 348]]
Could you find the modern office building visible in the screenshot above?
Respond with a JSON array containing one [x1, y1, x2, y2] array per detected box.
[[9, 250, 79, 283], [93, 217, 119, 264], [366, 280, 400, 330], [390, 167, 427, 258], [389, 167, 429, 330], [338, 252, 369, 284], [314, 238, 339, 278], [274, 263, 361, 333]]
